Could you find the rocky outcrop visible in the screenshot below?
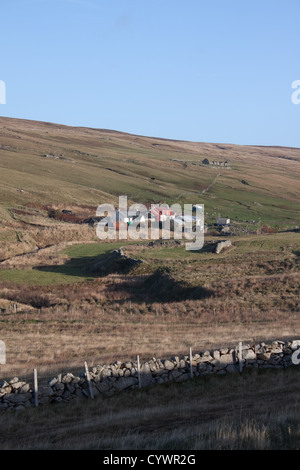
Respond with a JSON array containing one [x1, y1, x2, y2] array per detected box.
[[0, 339, 299, 411], [214, 239, 232, 254]]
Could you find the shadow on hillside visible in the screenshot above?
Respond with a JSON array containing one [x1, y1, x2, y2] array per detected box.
[[104, 267, 213, 303], [35, 249, 142, 278], [35, 258, 213, 303], [137, 267, 213, 302], [35, 255, 105, 278]]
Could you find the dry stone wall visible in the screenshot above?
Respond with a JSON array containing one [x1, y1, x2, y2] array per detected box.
[[0, 339, 299, 411]]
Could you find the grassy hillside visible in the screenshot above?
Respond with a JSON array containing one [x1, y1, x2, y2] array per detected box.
[[0, 117, 299, 451], [0, 117, 299, 363], [0, 116, 299, 231]]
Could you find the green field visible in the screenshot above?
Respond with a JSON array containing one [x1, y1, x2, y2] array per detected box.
[[0, 242, 126, 285], [0, 232, 298, 288]]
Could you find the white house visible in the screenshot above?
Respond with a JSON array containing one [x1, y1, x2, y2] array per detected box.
[[216, 217, 230, 226]]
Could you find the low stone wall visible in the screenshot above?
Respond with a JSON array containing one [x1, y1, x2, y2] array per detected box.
[[0, 339, 299, 410]]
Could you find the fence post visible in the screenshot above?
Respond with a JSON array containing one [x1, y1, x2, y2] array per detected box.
[[189, 347, 193, 378], [238, 341, 243, 372], [84, 361, 94, 399], [137, 355, 141, 388], [33, 368, 38, 407]]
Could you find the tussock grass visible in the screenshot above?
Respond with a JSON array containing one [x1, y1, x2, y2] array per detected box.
[[0, 368, 299, 450], [0, 304, 298, 380]]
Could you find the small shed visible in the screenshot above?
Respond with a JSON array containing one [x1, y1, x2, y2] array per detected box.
[[216, 217, 230, 226]]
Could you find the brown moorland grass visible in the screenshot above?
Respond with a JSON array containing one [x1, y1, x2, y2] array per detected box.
[[0, 366, 299, 450], [0, 306, 298, 381], [0, 232, 299, 379]]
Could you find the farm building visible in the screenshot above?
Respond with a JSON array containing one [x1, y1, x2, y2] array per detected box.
[[116, 210, 133, 224], [150, 205, 176, 223], [216, 217, 230, 226], [116, 208, 148, 225], [202, 158, 230, 167], [128, 208, 148, 223]]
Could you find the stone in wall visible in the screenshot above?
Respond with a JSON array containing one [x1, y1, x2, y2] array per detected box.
[[215, 240, 232, 254]]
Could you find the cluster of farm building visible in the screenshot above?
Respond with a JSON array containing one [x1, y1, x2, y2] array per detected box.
[[83, 205, 230, 232]]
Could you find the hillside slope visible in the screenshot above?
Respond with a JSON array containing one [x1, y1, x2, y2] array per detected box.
[[0, 117, 299, 378], [0, 116, 299, 257]]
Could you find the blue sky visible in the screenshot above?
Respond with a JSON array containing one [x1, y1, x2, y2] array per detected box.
[[1, 0, 300, 147]]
